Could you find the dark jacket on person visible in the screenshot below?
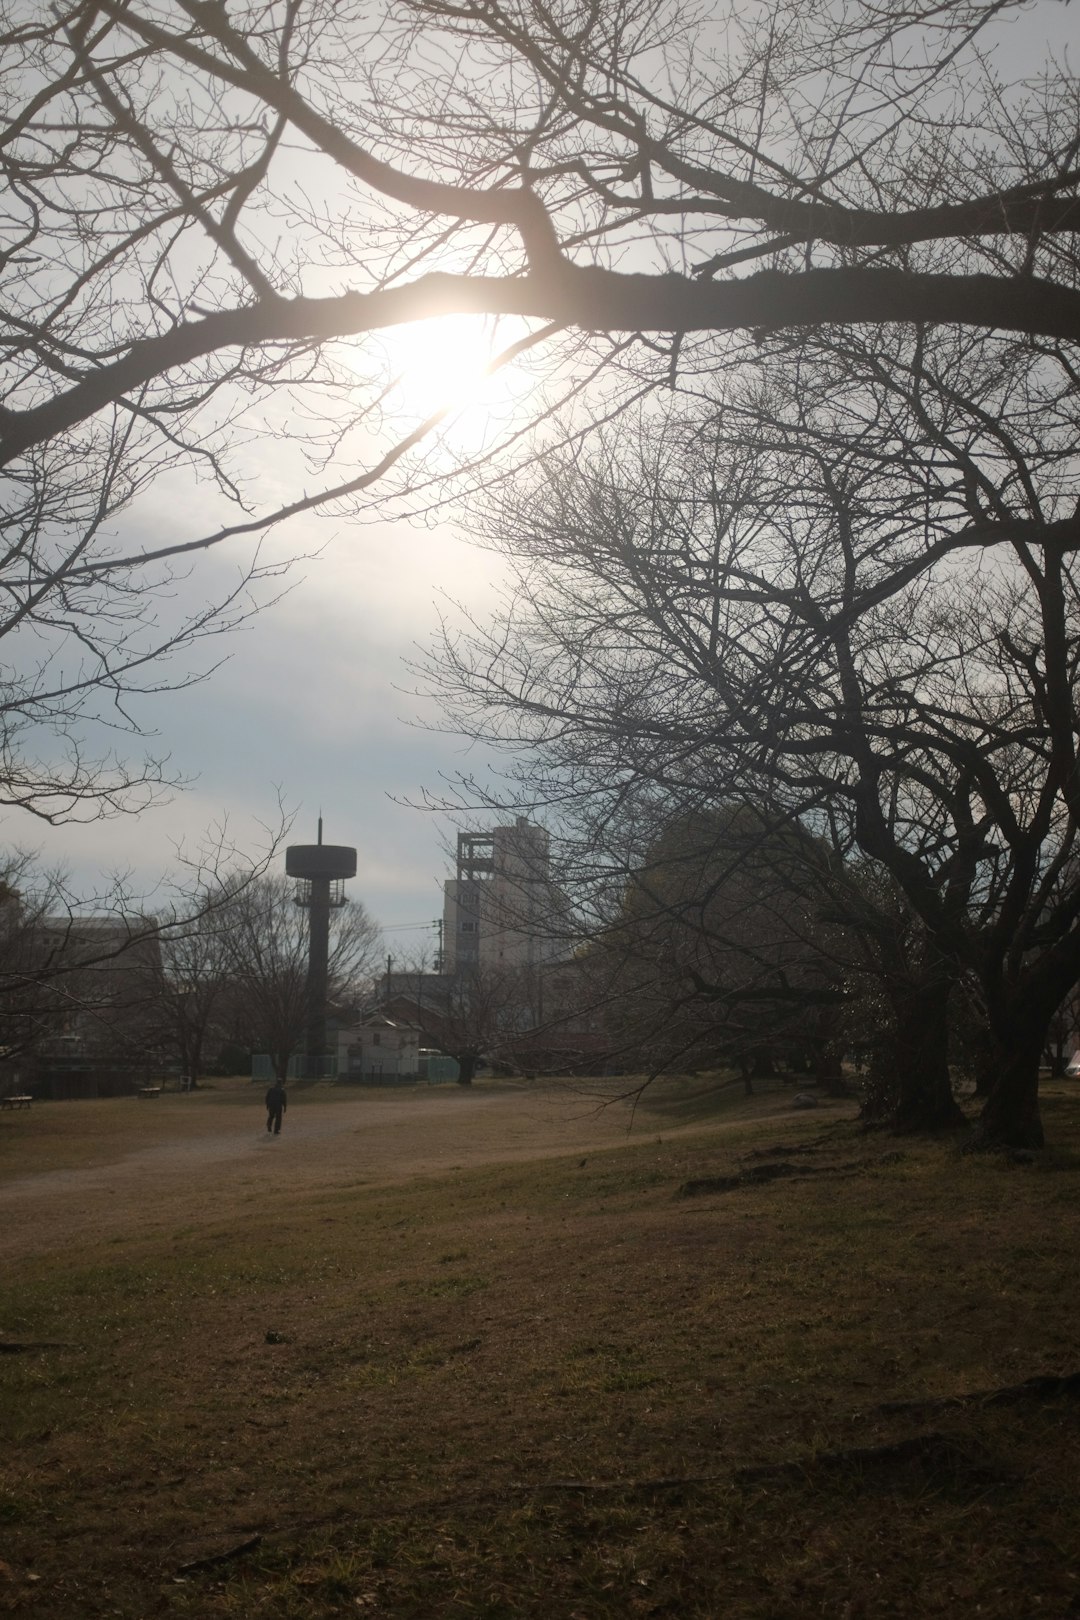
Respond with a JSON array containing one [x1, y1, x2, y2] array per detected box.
[[265, 1082, 287, 1114]]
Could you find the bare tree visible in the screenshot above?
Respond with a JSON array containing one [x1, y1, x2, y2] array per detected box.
[[837, 870, 964, 1132], [0, 807, 295, 1089], [433, 964, 541, 1084], [599, 803, 855, 1093], [0, 491, 289, 820], [0, 852, 90, 1068], [222, 874, 381, 1079], [385, 946, 548, 1082], [155, 901, 235, 1089], [0, 0, 1075, 825], [1, 1, 1076, 1095], [2, 0, 1076, 534], [421, 323, 1080, 1147], [0, 853, 172, 1089]]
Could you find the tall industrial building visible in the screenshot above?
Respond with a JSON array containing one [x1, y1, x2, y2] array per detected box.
[[442, 818, 562, 975]]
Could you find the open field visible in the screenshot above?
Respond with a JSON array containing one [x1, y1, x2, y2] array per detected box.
[[3, 1075, 1080, 1618]]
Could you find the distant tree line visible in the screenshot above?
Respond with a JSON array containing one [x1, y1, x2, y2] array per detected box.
[[0, 850, 381, 1094]]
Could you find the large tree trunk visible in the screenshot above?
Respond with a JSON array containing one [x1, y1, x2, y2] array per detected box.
[[811, 1008, 850, 1097], [1045, 1025, 1068, 1079], [975, 1022, 1046, 1149], [456, 1052, 476, 1086], [187, 1034, 203, 1090], [814, 1043, 850, 1097], [966, 1022, 997, 1097], [972, 1050, 995, 1098], [889, 981, 966, 1134]]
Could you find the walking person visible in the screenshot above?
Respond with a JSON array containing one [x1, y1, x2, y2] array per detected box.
[[265, 1079, 287, 1135]]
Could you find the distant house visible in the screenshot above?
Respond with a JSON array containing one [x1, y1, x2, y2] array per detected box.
[[379, 956, 617, 1077], [20, 915, 165, 1097], [338, 1011, 421, 1082]]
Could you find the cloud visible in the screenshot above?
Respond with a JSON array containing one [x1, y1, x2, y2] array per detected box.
[[12, 510, 505, 931]]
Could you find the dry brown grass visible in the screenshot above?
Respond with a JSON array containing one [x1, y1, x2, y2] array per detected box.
[[2, 1075, 1080, 1618]]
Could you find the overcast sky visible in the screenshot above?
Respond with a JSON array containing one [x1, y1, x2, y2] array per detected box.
[[15, 497, 507, 957]]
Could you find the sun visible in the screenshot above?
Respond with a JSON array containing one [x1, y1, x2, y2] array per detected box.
[[389, 316, 491, 414], [337, 312, 542, 459], [376, 313, 532, 426]]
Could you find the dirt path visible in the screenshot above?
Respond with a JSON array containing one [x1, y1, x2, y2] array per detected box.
[[0, 1083, 697, 1267]]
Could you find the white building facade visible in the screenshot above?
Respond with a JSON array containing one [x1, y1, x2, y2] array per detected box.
[[336, 1013, 420, 1081], [442, 818, 564, 975]]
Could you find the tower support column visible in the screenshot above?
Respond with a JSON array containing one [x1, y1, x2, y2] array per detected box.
[[285, 829, 357, 1081]]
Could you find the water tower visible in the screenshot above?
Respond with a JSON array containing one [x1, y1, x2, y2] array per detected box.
[[286, 818, 357, 1078]]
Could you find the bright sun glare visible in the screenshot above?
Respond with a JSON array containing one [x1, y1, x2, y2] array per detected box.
[[378, 314, 529, 426]]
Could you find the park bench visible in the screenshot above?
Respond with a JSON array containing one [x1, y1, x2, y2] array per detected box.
[[136, 1086, 163, 1099], [0, 1095, 32, 1110]]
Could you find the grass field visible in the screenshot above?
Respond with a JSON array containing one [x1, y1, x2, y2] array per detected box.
[[2, 1075, 1080, 1618]]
